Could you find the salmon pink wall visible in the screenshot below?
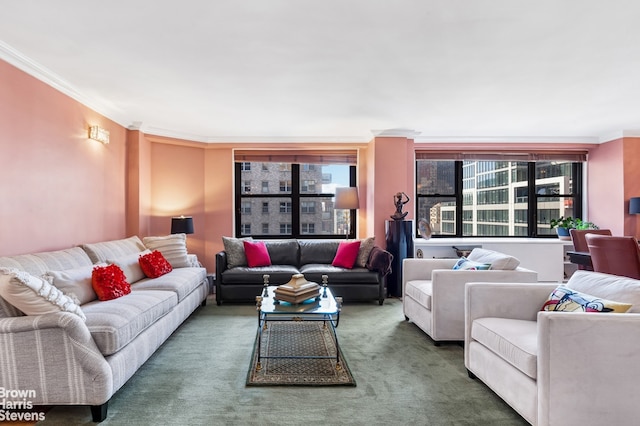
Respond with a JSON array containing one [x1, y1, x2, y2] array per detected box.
[[0, 60, 126, 256], [587, 139, 625, 235], [587, 137, 640, 238], [147, 141, 206, 263], [623, 138, 640, 238], [369, 137, 415, 247]]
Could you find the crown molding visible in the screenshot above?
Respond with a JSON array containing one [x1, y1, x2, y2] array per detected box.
[[414, 135, 600, 144], [598, 130, 640, 143], [0, 40, 131, 128]]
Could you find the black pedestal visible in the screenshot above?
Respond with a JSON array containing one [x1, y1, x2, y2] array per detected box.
[[385, 220, 414, 297]]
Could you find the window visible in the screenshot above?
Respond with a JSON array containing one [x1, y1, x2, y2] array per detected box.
[[279, 202, 292, 213], [279, 181, 291, 192], [279, 223, 292, 234], [416, 158, 584, 237], [301, 201, 315, 214], [301, 180, 316, 193], [240, 162, 251, 171], [234, 161, 356, 238]]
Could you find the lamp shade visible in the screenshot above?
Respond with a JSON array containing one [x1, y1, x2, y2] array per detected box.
[[335, 187, 359, 210], [630, 197, 640, 215], [171, 216, 194, 234]]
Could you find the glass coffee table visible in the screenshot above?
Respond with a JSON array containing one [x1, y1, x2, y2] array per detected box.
[[255, 283, 343, 372]]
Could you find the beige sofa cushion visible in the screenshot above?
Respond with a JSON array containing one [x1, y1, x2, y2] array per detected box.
[[132, 267, 206, 302], [471, 317, 537, 379], [82, 290, 177, 355], [467, 248, 520, 270], [404, 280, 432, 310], [82, 236, 146, 264]]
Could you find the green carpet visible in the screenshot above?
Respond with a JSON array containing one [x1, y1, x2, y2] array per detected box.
[[246, 321, 356, 386], [38, 297, 528, 425]]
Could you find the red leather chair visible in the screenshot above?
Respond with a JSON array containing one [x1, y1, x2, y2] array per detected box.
[[569, 229, 612, 270], [585, 234, 640, 279]]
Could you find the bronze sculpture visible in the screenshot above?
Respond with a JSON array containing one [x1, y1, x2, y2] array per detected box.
[[390, 192, 409, 220]]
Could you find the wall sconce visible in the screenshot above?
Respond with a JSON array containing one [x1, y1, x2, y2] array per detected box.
[[335, 187, 359, 238], [89, 125, 110, 144], [630, 197, 640, 215], [171, 216, 194, 235]]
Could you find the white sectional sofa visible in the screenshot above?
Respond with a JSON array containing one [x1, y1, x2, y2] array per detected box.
[[0, 235, 208, 422], [402, 248, 537, 344], [465, 270, 640, 425]]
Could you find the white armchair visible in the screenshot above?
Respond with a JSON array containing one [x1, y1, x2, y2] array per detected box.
[[465, 271, 640, 425], [402, 249, 537, 344]]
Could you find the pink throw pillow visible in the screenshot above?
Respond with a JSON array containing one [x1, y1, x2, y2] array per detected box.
[[332, 240, 362, 269], [243, 240, 272, 267]]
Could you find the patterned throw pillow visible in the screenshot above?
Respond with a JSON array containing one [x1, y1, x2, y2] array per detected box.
[[139, 250, 173, 278], [332, 240, 362, 269], [452, 257, 491, 271], [0, 267, 86, 320], [356, 237, 376, 268], [541, 285, 632, 313], [91, 264, 131, 301], [222, 236, 253, 268], [243, 241, 272, 267]]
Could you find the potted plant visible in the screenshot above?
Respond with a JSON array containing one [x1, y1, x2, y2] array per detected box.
[[550, 216, 599, 240]]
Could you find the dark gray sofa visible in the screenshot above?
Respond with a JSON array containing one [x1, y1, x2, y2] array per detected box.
[[215, 239, 392, 305]]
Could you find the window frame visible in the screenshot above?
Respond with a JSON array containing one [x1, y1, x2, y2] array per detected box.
[[234, 163, 357, 239], [415, 159, 584, 238]]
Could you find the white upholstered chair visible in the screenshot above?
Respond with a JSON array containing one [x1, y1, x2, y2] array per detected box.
[[402, 248, 538, 344]]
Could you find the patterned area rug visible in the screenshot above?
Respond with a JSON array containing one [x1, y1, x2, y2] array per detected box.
[[246, 321, 356, 386]]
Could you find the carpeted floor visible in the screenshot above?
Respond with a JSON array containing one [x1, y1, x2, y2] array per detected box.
[[38, 296, 528, 425]]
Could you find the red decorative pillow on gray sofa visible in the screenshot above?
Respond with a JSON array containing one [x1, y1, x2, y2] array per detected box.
[[139, 250, 173, 278], [91, 264, 131, 301]]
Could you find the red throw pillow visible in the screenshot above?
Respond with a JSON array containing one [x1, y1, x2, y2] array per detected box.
[[139, 250, 173, 278], [91, 264, 131, 301], [243, 240, 272, 267], [332, 240, 362, 269]]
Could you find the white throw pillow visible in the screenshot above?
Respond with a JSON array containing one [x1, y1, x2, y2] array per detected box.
[[467, 248, 520, 270], [143, 234, 190, 268], [107, 250, 150, 284], [0, 267, 86, 320], [43, 264, 103, 305]]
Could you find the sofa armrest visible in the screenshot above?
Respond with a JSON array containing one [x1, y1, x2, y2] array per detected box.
[[537, 312, 640, 424], [428, 269, 538, 340], [215, 251, 228, 303], [402, 258, 458, 282], [186, 253, 201, 267], [0, 312, 112, 405]]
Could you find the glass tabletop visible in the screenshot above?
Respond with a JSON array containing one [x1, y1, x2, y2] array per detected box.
[[257, 285, 340, 316]]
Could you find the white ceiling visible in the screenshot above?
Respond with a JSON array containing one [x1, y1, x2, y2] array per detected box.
[[2, 0, 640, 143]]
